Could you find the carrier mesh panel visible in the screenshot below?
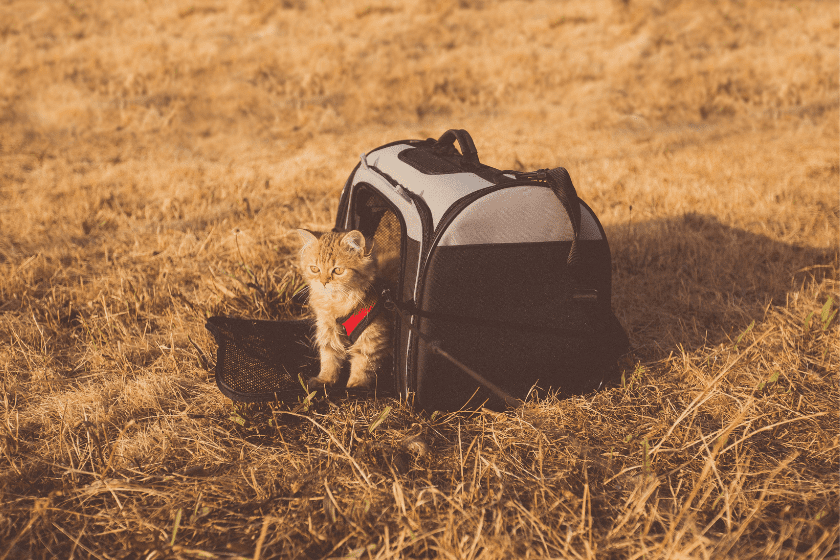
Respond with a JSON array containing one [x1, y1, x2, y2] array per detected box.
[[354, 190, 404, 290], [206, 316, 318, 403], [437, 189, 604, 246]]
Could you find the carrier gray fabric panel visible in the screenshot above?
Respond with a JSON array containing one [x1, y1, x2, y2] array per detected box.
[[349, 167, 423, 242], [438, 187, 603, 246], [366, 144, 494, 228]]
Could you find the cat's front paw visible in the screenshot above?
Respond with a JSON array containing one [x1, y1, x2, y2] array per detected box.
[[307, 376, 335, 392], [346, 372, 374, 389]]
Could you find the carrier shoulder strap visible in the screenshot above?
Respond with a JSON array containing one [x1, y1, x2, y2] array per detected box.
[[546, 167, 582, 268]]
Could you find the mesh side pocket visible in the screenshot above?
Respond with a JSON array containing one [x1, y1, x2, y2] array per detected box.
[[206, 316, 319, 403]]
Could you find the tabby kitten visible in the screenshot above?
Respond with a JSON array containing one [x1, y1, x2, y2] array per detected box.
[[296, 228, 393, 390]]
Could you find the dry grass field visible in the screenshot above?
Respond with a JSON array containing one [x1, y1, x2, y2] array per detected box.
[[1, 0, 838, 558]]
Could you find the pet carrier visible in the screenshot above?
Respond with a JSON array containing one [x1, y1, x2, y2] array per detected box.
[[207, 129, 629, 411]]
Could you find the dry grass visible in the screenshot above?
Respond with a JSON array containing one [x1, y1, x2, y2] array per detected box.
[[0, 0, 838, 558]]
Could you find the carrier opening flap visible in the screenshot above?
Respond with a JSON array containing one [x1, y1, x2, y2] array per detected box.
[[365, 144, 493, 228], [206, 317, 317, 403]]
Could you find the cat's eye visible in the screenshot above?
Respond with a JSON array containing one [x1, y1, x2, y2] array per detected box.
[[309, 265, 320, 273], [332, 267, 345, 275]]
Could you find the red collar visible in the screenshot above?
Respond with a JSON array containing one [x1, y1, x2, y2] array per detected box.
[[338, 294, 383, 343]]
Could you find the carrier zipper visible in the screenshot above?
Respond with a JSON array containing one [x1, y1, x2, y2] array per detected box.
[[368, 162, 413, 203]]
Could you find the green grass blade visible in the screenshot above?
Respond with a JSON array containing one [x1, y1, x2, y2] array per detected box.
[[823, 309, 837, 331], [170, 508, 182, 546], [369, 406, 392, 433], [735, 320, 755, 349], [820, 296, 834, 323]]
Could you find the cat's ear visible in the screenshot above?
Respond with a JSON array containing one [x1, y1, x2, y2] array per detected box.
[[295, 229, 319, 251], [341, 230, 366, 254]]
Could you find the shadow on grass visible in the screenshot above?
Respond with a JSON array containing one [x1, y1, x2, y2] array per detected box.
[[606, 213, 836, 360]]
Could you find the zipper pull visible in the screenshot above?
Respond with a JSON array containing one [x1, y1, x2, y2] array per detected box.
[[393, 182, 412, 202]]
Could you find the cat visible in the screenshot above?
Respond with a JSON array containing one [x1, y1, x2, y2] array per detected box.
[[295, 227, 395, 391]]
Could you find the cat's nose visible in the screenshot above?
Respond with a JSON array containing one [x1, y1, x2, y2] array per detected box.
[[320, 272, 331, 285]]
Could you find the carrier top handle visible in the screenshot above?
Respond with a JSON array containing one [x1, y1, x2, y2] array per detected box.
[[432, 129, 480, 170], [546, 167, 582, 268]]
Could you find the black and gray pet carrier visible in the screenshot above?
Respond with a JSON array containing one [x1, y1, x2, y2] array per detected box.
[[207, 129, 629, 411]]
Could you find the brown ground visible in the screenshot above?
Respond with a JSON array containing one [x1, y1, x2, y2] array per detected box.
[[0, 0, 837, 558]]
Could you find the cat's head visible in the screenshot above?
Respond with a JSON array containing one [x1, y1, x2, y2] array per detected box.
[[295, 229, 376, 301]]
